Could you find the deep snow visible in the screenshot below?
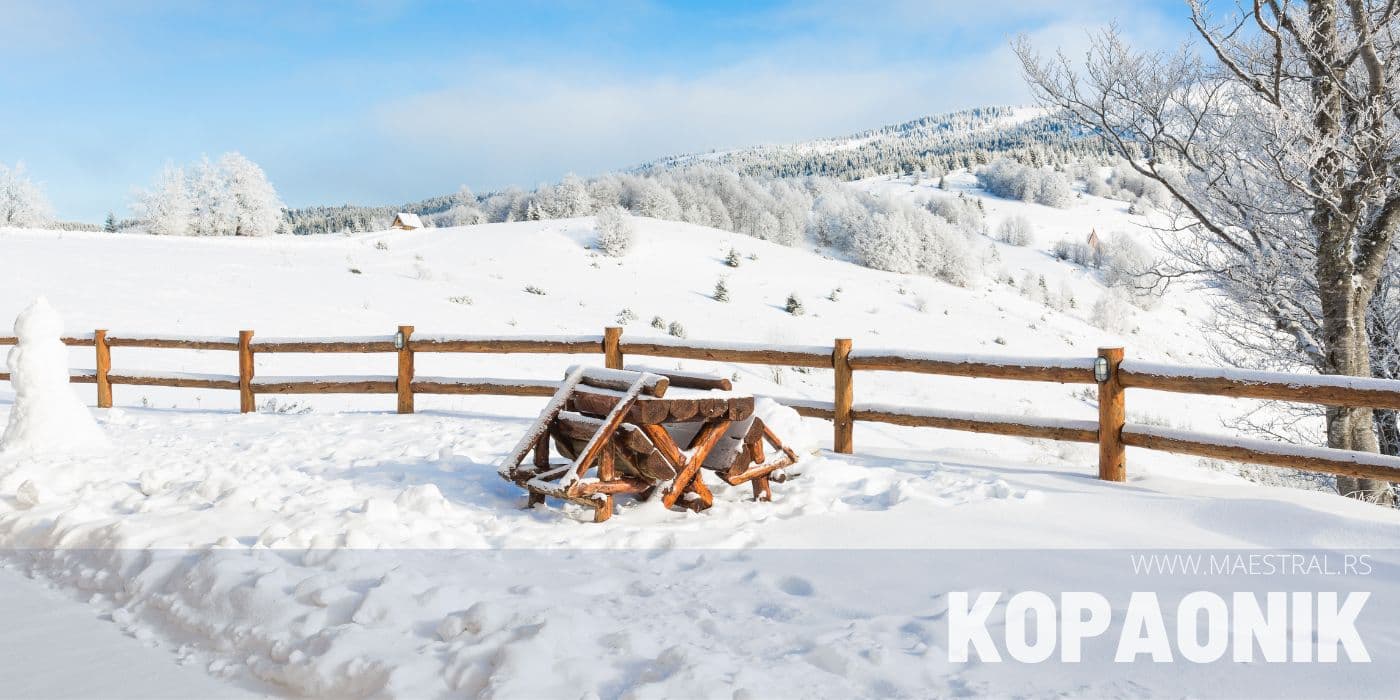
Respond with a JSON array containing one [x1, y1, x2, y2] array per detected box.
[[1, 174, 1397, 697]]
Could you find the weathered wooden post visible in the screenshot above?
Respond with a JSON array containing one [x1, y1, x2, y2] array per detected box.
[[397, 325, 415, 414], [603, 326, 623, 370], [1096, 346, 1126, 482], [834, 338, 854, 454], [94, 329, 112, 408], [238, 330, 255, 413]]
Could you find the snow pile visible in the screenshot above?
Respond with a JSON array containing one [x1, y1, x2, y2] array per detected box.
[[0, 298, 106, 455]]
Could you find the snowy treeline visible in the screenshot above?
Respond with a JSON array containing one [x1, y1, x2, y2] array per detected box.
[[0, 162, 53, 228], [136, 153, 286, 236], [288, 166, 986, 284], [637, 106, 1108, 181], [975, 158, 1073, 207]]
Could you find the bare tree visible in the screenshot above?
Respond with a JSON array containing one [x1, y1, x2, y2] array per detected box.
[[1015, 1, 1400, 504]]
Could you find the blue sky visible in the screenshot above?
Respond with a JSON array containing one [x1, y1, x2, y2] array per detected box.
[[1, 0, 1188, 221]]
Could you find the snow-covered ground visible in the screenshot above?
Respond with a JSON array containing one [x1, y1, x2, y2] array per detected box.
[[2, 179, 1398, 697]]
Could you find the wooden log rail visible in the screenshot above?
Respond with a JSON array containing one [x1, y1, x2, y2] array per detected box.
[[3, 327, 1400, 486]]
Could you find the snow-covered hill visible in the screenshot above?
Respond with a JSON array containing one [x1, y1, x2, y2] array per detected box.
[[1, 181, 1398, 698]]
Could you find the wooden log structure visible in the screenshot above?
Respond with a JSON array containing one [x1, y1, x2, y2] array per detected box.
[[623, 365, 733, 391], [848, 350, 1096, 384], [238, 330, 255, 413], [1122, 425, 1400, 483], [105, 335, 240, 351], [252, 377, 398, 394], [397, 325, 414, 414], [109, 372, 240, 390], [1118, 360, 1400, 410], [1097, 347, 1126, 482], [410, 335, 604, 354], [95, 329, 112, 408], [411, 377, 559, 397], [251, 337, 398, 353], [619, 339, 833, 368], [833, 338, 853, 454], [604, 326, 623, 370]]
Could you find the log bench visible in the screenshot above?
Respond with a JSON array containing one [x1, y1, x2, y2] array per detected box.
[[497, 366, 800, 521]]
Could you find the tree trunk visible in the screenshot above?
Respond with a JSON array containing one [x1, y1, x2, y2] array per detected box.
[[1323, 296, 1395, 504]]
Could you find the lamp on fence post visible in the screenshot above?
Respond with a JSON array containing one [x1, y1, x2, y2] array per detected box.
[[1096, 347, 1126, 482]]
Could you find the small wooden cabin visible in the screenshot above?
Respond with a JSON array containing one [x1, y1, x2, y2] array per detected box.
[[391, 213, 423, 231]]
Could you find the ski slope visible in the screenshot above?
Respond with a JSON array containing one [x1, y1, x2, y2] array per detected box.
[[2, 181, 1398, 698]]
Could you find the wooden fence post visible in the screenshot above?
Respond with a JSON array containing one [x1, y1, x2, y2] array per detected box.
[[834, 338, 853, 454], [604, 326, 623, 370], [94, 329, 112, 408], [238, 330, 255, 413], [397, 325, 415, 414], [1097, 346, 1126, 482]]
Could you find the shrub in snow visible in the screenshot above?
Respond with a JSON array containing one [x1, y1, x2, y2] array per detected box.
[[927, 196, 987, 237], [448, 295, 473, 305], [713, 278, 729, 302], [524, 285, 546, 295], [1052, 239, 1097, 267], [785, 293, 805, 316], [0, 298, 106, 454], [667, 321, 686, 338], [0, 162, 53, 228], [616, 308, 637, 325], [1099, 233, 1161, 309], [996, 216, 1034, 246], [650, 315, 666, 330], [827, 287, 842, 302], [976, 158, 1072, 208], [724, 248, 741, 267], [1092, 288, 1138, 334], [595, 205, 635, 257]]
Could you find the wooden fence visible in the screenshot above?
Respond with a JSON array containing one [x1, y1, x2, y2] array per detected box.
[[3, 326, 1400, 484]]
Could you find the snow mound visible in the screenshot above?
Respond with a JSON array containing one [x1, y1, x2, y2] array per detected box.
[[0, 298, 107, 455]]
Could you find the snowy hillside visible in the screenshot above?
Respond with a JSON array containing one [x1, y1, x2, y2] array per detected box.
[[2, 182, 1398, 698]]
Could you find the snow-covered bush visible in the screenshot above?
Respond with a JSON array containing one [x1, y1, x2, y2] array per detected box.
[[595, 205, 635, 257], [667, 321, 686, 338], [1052, 239, 1097, 267], [0, 162, 53, 228], [1092, 288, 1138, 334], [927, 196, 986, 236], [429, 187, 486, 227], [976, 158, 1073, 208], [1099, 233, 1160, 309], [996, 215, 1034, 246], [137, 153, 285, 236], [785, 293, 804, 316]]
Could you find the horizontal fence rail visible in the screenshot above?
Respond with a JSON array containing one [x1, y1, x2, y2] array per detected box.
[[3, 326, 1400, 485]]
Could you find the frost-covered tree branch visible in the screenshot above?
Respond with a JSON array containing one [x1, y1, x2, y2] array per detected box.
[[1016, 0, 1400, 504]]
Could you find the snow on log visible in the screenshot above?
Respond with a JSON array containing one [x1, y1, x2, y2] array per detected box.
[[252, 336, 398, 353], [1119, 360, 1400, 410], [849, 348, 1097, 383], [565, 365, 668, 396], [105, 333, 241, 350], [108, 370, 241, 390], [498, 366, 588, 478], [1122, 424, 1400, 482], [251, 375, 398, 393], [853, 402, 1100, 443], [623, 364, 732, 391], [411, 376, 559, 397], [619, 336, 832, 368], [411, 334, 604, 354], [761, 396, 837, 420]]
